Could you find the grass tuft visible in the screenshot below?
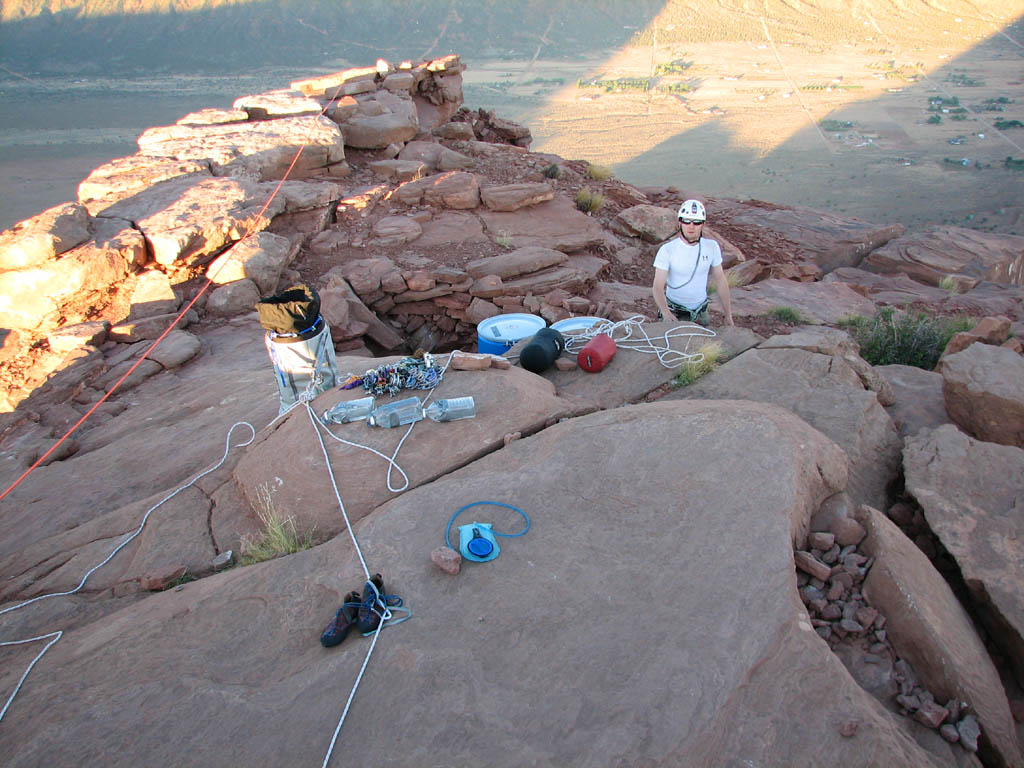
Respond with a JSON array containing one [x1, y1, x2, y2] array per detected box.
[[765, 306, 807, 324], [837, 308, 974, 370], [672, 342, 724, 387], [239, 484, 315, 566], [938, 275, 961, 295], [575, 187, 605, 213], [496, 230, 513, 249], [586, 163, 614, 181]]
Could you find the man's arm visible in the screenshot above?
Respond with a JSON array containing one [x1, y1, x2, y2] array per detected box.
[[652, 268, 673, 320], [710, 265, 734, 325]]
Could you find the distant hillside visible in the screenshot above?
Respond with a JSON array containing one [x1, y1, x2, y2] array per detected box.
[[0, 0, 665, 75]]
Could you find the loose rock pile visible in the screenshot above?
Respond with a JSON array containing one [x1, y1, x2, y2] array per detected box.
[[796, 525, 983, 754]]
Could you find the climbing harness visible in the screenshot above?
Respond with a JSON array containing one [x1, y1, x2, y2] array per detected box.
[[444, 501, 531, 564]]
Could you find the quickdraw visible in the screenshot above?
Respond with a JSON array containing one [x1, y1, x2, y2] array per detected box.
[[361, 353, 443, 397]]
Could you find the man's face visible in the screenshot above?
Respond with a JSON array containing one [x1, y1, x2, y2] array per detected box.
[[679, 218, 704, 243]]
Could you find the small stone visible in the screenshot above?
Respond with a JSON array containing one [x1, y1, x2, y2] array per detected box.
[[140, 564, 187, 591], [1009, 698, 1024, 723], [797, 572, 810, 587], [887, 502, 915, 527], [449, 350, 492, 370], [800, 586, 826, 604], [808, 531, 835, 550], [809, 577, 825, 590], [430, 546, 461, 575], [839, 544, 858, 558], [939, 724, 960, 743], [862, 653, 882, 665], [795, 550, 832, 581], [211, 550, 235, 571], [839, 619, 864, 633], [821, 603, 842, 620], [839, 720, 858, 738], [956, 715, 980, 752], [833, 571, 854, 590], [815, 626, 832, 641], [874, 630, 887, 643], [809, 598, 828, 614], [826, 581, 845, 601], [896, 693, 922, 712], [842, 552, 868, 568], [894, 659, 917, 688], [554, 356, 577, 371], [914, 699, 949, 729], [503, 431, 522, 446], [945, 699, 962, 722], [873, 615, 886, 630], [855, 606, 878, 628], [821, 544, 841, 564]]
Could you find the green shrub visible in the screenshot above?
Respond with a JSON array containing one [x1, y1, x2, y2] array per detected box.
[[542, 163, 561, 179], [927, 114, 942, 124], [765, 306, 806, 324], [837, 308, 974, 370], [575, 187, 605, 213]]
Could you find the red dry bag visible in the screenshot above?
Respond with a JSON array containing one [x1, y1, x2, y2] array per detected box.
[[577, 333, 617, 372]]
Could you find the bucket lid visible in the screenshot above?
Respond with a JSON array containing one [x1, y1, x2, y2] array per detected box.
[[477, 313, 546, 343], [551, 316, 605, 334]]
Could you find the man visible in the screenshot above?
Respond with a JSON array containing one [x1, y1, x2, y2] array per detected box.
[[652, 199, 734, 326]]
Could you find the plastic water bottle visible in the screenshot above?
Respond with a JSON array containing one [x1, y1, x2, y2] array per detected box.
[[424, 397, 476, 422], [367, 397, 424, 428], [323, 396, 375, 424]]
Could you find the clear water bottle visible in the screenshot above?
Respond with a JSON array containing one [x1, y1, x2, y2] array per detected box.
[[367, 397, 424, 428], [424, 396, 476, 422], [323, 396, 375, 424]]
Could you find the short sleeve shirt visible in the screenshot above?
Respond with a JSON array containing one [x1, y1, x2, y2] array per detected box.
[[653, 236, 723, 309]]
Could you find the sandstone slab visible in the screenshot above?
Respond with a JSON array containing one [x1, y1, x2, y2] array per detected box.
[[0, 402, 954, 768], [478, 195, 607, 253], [0, 201, 92, 269], [466, 246, 567, 280], [856, 503, 1024, 768], [147, 330, 201, 369], [876, 365, 950, 439], [394, 171, 480, 209], [77, 155, 212, 213], [862, 226, 1024, 287], [397, 140, 474, 171], [480, 182, 554, 212], [730, 279, 878, 324], [611, 204, 677, 243], [903, 424, 1024, 690], [940, 343, 1024, 448], [233, 89, 323, 120], [668, 344, 901, 510]]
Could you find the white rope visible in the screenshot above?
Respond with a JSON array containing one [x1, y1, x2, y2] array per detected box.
[[557, 315, 717, 369], [0, 421, 257, 723]]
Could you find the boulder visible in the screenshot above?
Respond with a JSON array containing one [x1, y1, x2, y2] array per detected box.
[[856, 504, 1024, 768], [730, 279, 878, 325], [397, 140, 474, 171], [940, 315, 1012, 358], [414, 211, 489, 247], [206, 280, 261, 317], [233, 89, 323, 120], [876, 365, 950, 439], [147, 330, 202, 369], [100, 176, 283, 271], [127, 270, 181, 321], [862, 226, 1024, 287], [46, 321, 110, 353], [478, 195, 607, 253], [611, 204, 677, 243], [370, 216, 422, 247], [903, 424, 1024, 690], [480, 183, 555, 212], [207, 231, 300, 295], [137, 115, 345, 180], [712, 200, 904, 273], [78, 155, 212, 213], [940, 343, 1024, 448], [0, 201, 92, 269], [466, 246, 567, 280], [393, 171, 480, 209], [669, 344, 901, 511], [342, 111, 419, 149]]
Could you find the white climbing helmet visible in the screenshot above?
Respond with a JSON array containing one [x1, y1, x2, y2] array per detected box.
[[677, 199, 706, 222]]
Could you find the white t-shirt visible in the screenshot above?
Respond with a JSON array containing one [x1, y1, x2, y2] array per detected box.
[[653, 236, 722, 309]]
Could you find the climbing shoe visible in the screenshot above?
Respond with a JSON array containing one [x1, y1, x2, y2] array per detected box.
[[357, 573, 386, 634], [320, 591, 361, 648]]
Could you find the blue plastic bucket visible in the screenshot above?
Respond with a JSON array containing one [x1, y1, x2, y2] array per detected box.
[[477, 313, 546, 355], [550, 316, 605, 334]]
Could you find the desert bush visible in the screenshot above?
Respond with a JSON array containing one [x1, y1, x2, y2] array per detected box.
[[239, 484, 315, 565], [938, 276, 961, 294], [927, 114, 942, 125], [575, 187, 605, 213], [586, 163, 614, 181], [672, 342, 724, 388], [542, 163, 561, 179], [838, 308, 974, 370]]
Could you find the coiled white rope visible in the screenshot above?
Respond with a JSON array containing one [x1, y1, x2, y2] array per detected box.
[[557, 315, 717, 368], [0, 422, 257, 723]]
